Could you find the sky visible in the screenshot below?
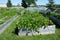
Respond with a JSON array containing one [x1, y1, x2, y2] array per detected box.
[[0, 0, 60, 5]]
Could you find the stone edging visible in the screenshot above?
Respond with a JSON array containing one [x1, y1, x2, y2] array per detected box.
[[18, 25, 55, 36]]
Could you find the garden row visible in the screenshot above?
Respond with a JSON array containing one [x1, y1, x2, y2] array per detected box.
[[47, 12, 60, 20], [0, 8, 19, 25]]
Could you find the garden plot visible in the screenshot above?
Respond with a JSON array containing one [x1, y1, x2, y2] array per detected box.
[[15, 11, 55, 36], [0, 8, 18, 25]]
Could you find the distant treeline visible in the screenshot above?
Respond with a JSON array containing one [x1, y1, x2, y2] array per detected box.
[[54, 4, 60, 8]]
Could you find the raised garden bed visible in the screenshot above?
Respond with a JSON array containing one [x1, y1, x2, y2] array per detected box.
[[16, 11, 55, 36]]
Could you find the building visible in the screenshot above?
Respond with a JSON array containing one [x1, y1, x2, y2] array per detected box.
[[0, 3, 7, 7]]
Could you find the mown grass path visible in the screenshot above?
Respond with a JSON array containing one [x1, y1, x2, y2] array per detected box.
[[0, 14, 19, 34]]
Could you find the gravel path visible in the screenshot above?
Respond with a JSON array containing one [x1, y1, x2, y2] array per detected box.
[[0, 14, 19, 34]]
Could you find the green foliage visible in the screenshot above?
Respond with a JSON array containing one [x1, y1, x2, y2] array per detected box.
[[48, 13, 60, 20], [54, 4, 60, 8], [0, 8, 18, 18], [7, 0, 12, 7], [0, 8, 18, 24], [0, 20, 4, 24], [0, 15, 60, 40], [16, 11, 53, 30], [25, 0, 37, 6], [21, 0, 28, 8], [47, 0, 55, 9]]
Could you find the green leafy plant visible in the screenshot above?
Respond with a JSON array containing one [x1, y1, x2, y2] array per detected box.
[[16, 11, 53, 31]]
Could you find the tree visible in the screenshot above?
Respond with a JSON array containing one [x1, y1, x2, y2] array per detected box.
[[17, 3, 20, 7], [21, 0, 28, 8], [7, 0, 12, 7], [25, 0, 37, 6], [47, 0, 55, 10]]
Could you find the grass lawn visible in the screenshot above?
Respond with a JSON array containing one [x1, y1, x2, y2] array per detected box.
[[0, 15, 60, 40]]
